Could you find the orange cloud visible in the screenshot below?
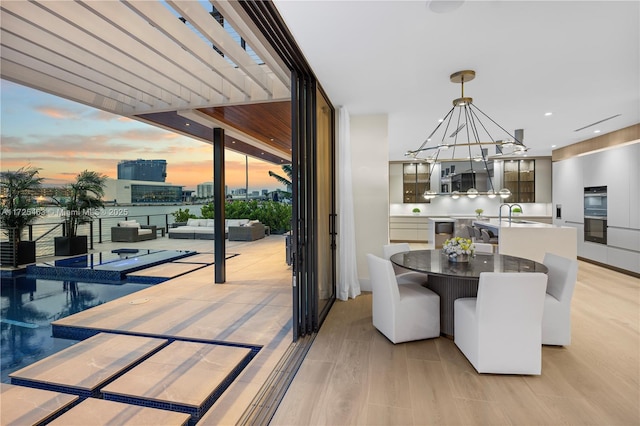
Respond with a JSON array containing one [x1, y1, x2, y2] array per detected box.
[[34, 105, 83, 120]]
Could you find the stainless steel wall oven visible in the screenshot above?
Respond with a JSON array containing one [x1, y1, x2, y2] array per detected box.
[[584, 186, 607, 244]]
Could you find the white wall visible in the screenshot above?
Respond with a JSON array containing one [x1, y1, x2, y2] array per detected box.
[[351, 115, 389, 290]]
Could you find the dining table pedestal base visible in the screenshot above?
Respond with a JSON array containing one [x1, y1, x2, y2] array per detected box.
[[424, 275, 479, 337]]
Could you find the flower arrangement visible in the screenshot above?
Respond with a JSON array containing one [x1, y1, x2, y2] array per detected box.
[[475, 208, 484, 217], [442, 237, 475, 259]]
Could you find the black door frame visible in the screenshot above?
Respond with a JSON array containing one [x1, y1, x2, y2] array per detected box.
[[241, 1, 336, 340]]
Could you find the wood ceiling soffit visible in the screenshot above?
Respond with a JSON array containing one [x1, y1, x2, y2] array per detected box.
[[552, 124, 640, 161], [198, 102, 291, 153], [136, 111, 290, 165]]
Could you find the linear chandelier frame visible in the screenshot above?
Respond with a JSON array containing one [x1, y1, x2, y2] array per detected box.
[[406, 70, 529, 199]]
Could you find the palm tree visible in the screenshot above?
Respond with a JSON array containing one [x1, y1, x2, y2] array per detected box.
[[0, 166, 44, 243], [268, 164, 292, 192], [53, 170, 107, 238]]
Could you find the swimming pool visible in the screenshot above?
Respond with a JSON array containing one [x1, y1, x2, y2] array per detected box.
[[26, 249, 196, 282], [1, 275, 151, 383]]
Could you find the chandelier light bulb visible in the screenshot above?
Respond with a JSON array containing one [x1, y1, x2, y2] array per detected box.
[[451, 191, 460, 199], [486, 190, 497, 199], [498, 188, 512, 199], [467, 188, 479, 199], [424, 190, 437, 199]]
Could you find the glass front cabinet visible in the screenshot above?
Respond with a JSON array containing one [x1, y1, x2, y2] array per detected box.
[[403, 163, 431, 203], [503, 159, 535, 203]]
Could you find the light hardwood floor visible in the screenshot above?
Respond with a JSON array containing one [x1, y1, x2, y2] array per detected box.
[[271, 260, 640, 425]]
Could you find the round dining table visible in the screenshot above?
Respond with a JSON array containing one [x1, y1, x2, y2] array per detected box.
[[390, 250, 548, 337]]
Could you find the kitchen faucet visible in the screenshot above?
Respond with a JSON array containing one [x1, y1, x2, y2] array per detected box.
[[499, 203, 523, 223], [499, 203, 511, 222]]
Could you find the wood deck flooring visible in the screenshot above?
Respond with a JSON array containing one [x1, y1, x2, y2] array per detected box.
[[2, 235, 293, 425]]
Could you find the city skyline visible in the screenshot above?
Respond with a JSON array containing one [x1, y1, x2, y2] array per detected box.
[[0, 80, 288, 192]]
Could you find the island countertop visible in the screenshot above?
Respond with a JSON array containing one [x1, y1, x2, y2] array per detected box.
[[473, 219, 577, 262], [473, 218, 569, 229]]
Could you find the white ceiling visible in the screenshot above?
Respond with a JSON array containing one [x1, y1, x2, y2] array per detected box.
[[274, 0, 640, 160]]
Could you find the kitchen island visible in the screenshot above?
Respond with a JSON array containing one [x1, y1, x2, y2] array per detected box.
[[473, 219, 577, 262]]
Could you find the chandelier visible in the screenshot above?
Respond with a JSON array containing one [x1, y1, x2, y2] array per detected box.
[[405, 70, 529, 199]]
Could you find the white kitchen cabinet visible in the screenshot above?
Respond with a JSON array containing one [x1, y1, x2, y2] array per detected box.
[[607, 246, 640, 274], [552, 157, 583, 224], [626, 143, 639, 229], [389, 216, 430, 243], [607, 227, 640, 252]]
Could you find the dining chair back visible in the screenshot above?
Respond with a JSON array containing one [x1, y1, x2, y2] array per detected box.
[[458, 226, 471, 239], [480, 229, 498, 244], [465, 225, 476, 241], [454, 272, 548, 374], [542, 252, 579, 346], [367, 254, 440, 343], [382, 243, 428, 285]]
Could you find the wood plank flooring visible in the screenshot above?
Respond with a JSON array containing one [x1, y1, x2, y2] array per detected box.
[[271, 260, 640, 425]]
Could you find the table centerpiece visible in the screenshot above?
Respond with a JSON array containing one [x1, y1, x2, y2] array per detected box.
[[442, 237, 475, 263]]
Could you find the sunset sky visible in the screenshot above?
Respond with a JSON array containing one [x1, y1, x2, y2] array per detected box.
[[0, 80, 287, 192]]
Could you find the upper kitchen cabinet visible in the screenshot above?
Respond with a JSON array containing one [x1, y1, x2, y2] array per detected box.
[[500, 158, 551, 204], [390, 162, 432, 203], [503, 159, 536, 203]]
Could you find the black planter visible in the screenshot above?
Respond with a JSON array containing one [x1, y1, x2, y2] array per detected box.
[[0, 240, 36, 266], [54, 236, 88, 256]]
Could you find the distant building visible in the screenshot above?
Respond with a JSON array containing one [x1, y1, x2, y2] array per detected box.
[[117, 159, 167, 182], [104, 178, 183, 204], [196, 182, 214, 199]]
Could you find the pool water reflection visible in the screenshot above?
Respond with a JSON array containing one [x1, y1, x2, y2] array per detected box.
[[1, 275, 150, 382]]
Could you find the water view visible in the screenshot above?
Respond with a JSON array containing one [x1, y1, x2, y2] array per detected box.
[[10, 204, 207, 258]]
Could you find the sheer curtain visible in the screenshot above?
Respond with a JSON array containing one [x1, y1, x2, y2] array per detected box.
[[337, 107, 361, 300]]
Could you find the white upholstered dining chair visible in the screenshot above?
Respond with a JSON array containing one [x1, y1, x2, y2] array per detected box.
[[383, 243, 428, 285], [542, 252, 579, 346], [367, 254, 440, 343], [454, 272, 548, 374]]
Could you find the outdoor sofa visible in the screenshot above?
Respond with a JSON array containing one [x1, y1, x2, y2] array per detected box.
[[228, 220, 266, 241], [168, 218, 264, 240], [111, 220, 157, 242]]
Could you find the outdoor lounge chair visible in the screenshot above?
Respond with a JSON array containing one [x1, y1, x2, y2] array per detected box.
[[111, 220, 157, 242]]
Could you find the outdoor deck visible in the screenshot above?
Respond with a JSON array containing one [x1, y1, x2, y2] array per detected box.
[[2, 234, 293, 425]]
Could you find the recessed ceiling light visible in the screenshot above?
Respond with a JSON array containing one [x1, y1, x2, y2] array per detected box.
[[185, 123, 190, 126], [551, 144, 557, 148], [438, 119, 443, 123], [594, 130, 601, 133], [544, 112, 553, 116]]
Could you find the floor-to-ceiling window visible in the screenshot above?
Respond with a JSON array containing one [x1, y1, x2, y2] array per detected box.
[[241, 1, 337, 339]]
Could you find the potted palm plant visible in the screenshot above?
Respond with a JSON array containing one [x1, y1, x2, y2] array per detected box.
[[0, 166, 44, 266], [53, 170, 107, 256]]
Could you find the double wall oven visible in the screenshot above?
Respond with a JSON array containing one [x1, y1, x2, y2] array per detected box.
[[584, 186, 607, 244]]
